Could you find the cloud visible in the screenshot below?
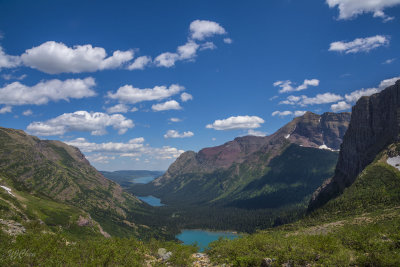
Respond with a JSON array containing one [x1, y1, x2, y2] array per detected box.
[[247, 129, 266, 137], [169, 117, 181, 122], [189, 20, 226, 40], [200, 42, 217, 51], [128, 56, 152, 70], [107, 84, 184, 104], [329, 35, 389, 54], [223, 38, 233, 44], [66, 137, 184, 161], [152, 100, 182, 111], [164, 130, 194, 138], [0, 106, 12, 114], [344, 88, 380, 102], [272, 110, 293, 117], [0, 77, 96, 106], [106, 104, 129, 114], [274, 79, 319, 93], [326, 0, 400, 21], [206, 115, 264, 130], [294, 110, 307, 117], [27, 111, 134, 136], [180, 92, 193, 102], [280, 93, 343, 106], [152, 20, 228, 68], [22, 109, 33, 116], [331, 101, 351, 112], [154, 41, 200, 67], [154, 52, 179, 67], [345, 76, 400, 103], [1, 73, 27, 81], [383, 58, 396, 64], [0, 46, 21, 69], [177, 41, 199, 60], [66, 137, 144, 153], [20, 41, 133, 74], [271, 110, 307, 117], [331, 76, 400, 113]]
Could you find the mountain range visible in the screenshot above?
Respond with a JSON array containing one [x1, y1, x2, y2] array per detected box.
[[130, 111, 351, 210]]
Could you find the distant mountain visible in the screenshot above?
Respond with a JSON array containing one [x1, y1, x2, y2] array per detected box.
[[0, 127, 161, 238], [100, 170, 164, 188], [309, 79, 400, 210], [130, 112, 350, 209]]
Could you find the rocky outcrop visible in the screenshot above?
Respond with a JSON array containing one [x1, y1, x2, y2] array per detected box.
[[309, 79, 400, 211]]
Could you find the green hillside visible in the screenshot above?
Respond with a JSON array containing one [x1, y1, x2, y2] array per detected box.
[[206, 143, 400, 266], [0, 127, 170, 239]]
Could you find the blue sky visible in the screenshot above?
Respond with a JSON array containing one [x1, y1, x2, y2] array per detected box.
[[0, 0, 399, 171]]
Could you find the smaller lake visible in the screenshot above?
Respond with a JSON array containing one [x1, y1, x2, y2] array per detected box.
[[132, 176, 157, 184], [138, 195, 164, 206], [176, 229, 238, 251]]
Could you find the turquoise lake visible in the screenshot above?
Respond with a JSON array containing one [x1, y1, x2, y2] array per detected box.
[[132, 176, 157, 184], [138, 195, 164, 206], [176, 229, 238, 251]]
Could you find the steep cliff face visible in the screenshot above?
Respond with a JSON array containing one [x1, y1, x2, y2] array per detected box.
[[309, 79, 400, 211], [134, 112, 350, 208]]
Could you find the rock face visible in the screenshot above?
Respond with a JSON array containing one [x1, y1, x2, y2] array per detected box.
[[309, 79, 400, 211], [134, 112, 350, 208]]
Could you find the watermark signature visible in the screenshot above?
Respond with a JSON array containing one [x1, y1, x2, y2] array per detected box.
[[7, 249, 35, 260]]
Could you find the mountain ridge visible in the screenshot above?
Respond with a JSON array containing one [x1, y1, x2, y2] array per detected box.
[[131, 111, 350, 210]]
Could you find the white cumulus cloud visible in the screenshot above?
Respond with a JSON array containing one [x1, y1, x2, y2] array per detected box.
[[223, 38, 233, 44], [152, 100, 182, 111], [106, 104, 129, 114], [107, 84, 184, 104], [247, 129, 266, 137], [27, 111, 134, 136], [331, 101, 351, 112], [329, 35, 389, 54], [0, 77, 96, 106], [0, 46, 21, 69], [128, 56, 152, 70], [169, 117, 181, 122], [206, 115, 264, 130], [280, 93, 343, 106], [274, 79, 319, 93], [272, 110, 293, 117], [0, 106, 12, 114], [180, 92, 193, 102], [271, 110, 307, 117], [345, 76, 400, 103], [66, 137, 184, 161], [326, 0, 400, 21], [21, 41, 134, 74], [164, 130, 194, 138], [22, 109, 33, 116], [189, 20, 226, 40]]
